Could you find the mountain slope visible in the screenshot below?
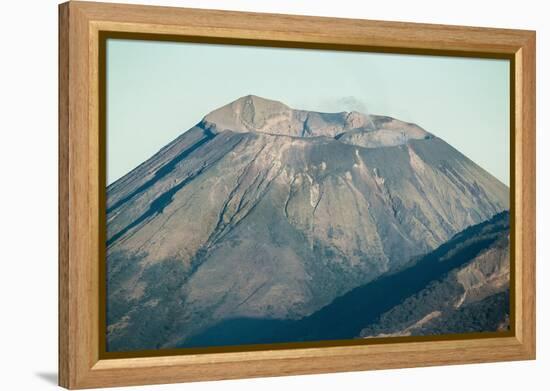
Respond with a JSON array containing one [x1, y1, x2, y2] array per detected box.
[[106, 95, 509, 351], [360, 230, 509, 338], [183, 212, 509, 347]]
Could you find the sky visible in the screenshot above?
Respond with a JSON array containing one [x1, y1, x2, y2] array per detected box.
[[106, 39, 510, 185]]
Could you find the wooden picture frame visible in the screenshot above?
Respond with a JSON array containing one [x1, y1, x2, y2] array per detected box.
[[59, 1, 536, 389]]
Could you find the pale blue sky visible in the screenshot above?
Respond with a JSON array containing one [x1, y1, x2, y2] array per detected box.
[[107, 39, 510, 185]]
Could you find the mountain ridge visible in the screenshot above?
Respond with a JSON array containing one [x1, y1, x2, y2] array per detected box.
[[199, 94, 433, 146]]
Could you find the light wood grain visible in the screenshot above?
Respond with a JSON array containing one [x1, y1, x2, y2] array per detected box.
[[516, 34, 536, 353], [59, 1, 536, 389], [58, 3, 70, 387]]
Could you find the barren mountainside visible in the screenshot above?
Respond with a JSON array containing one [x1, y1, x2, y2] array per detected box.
[[183, 212, 510, 347], [106, 95, 509, 351]]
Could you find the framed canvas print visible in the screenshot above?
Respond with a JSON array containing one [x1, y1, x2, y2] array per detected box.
[[58, 1, 536, 389]]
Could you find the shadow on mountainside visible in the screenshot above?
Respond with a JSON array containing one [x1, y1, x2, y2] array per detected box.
[[181, 211, 509, 348]]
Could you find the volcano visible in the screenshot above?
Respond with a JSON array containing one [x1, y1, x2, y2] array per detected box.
[[105, 95, 509, 351]]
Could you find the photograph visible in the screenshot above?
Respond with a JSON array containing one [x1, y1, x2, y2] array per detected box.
[[104, 38, 511, 352]]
